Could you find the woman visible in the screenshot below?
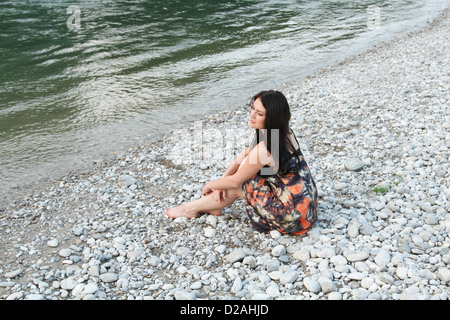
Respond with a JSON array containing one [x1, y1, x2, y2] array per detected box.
[[166, 90, 318, 235]]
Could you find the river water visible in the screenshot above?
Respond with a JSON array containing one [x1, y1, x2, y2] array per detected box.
[[0, 0, 448, 195]]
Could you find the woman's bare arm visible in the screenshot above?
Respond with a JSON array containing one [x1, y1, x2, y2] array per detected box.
[[221, 147, 250, 178]]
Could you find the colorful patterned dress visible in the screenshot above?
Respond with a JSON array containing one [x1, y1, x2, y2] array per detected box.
[[242, 139, 318, 235]]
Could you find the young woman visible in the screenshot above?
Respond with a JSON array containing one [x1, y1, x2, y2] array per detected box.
[[166, 90, 318, 235]]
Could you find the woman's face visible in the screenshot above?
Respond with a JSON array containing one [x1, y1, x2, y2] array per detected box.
[[249, 97, 266, 129]]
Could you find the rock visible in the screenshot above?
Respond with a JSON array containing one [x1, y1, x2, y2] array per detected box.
[[204, 227, 216, 238], [4, 268, 23, 279], [270, 230, 282, 239], [47, 239, 59, 248], [396, 267, 408, 280], [334, 182, 347, 191], [266, 284, 281, 298], [83, 283, 99, 295], [215, 245, 227, 254], [359, 224, 376, 235], [231, 276, 242, 293], [251, 293, 271, 300], [264, 258, 280, 272], [174, 290, 196, 300], [190, 281, 202, 290], [72, 226, 84, 236], [243, 256, 257, 268], [271, 245, 286, 257], [6, 292, 24, 300], [99, 273, 118, 283], [375, 250, 391, 267], [401, 286, 421, 300], [347, 251, 369, 262], [330, 255, 348, 266], [347, 272, 366, 280], [26, 294, 45, 300], [318, 277, 337, 294], [293, 249, 310, 262], [303, 277, 321, 293], [58, 248, 73, 258], [327, 292, 342, 300], [344, 158, 365, 171], [438, 268, 450, 283], [118, 174, 137, 187], [348, 223, 360, 238], [225, 248, 247, 264], [280, 271, 298, 285], [60, 278, 77, 290]]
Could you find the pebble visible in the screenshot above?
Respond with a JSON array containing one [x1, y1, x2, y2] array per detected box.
[[225, 248, 247, 264], [303, 277, 321, 293], [4, 269, 23, 279], [47, 239, 59, 248], [344, 158, 366, 172], [0, 10, 449, 301], [99, 273, 118, 283], [347, 251, 369, 262], [60, 278, 77, 290]]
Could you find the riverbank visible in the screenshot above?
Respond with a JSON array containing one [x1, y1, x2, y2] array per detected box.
[[0, 8, 448, 300]]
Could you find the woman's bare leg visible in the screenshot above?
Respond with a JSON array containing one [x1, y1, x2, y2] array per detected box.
[[166, 186, 243, 219]]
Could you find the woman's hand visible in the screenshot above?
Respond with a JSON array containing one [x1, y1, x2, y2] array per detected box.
[[212, 189, 227, 206], [202, 182, 227, 205], [202, 182, 213, 196]]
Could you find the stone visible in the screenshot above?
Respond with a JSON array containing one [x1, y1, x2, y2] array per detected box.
[[225, 248, 247, 264], [83, 283, 99, 295], [118, 175, 137, 187], [243, 256, 257, 268], [375, 250, 391, 267], [266, 284, 281, 298], [293, 249, 310, 262], [271, 245, 286, 257], [148, 256, 161, 266], [330, 255, 348, 266], [280, 271, 298, 285], [251, 293, 271, 300], [26, 294, 45, 300], [47, 239, 59, 248], [317, 277, 336, 294], [58, 248, 73, 258], [231, 276, 242, 293], [4, 268, 23, 279], [438, 268, 450, 283], [6, 292, 24, 300], [264, 258, 280, 272], [303, 277, 321, 293], [347, 272, 366, 280], [174, 290, 196, 300], [204, 227, 216, 238], [344, 158, 365, 171], [99, 273, 118, 283], [60, 278, 77, 290], [348, 223, 360, 238], [347, 251, 369, 262], [270, 230, 282, 239], [359, 224, 376, 235], [328, 292, 342, 300]]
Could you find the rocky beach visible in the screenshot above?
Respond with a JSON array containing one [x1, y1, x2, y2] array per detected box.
[[0, 8, 449, 301]]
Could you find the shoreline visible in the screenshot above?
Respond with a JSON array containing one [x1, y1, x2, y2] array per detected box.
[[0, 8, 448, 300]]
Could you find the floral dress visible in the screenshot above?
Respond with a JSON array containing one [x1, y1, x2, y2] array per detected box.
[[242, 141, 318, 235]]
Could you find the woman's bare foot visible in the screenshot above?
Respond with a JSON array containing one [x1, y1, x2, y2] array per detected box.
[[207, 209, 222, 216], [166, 204, 198, 219]]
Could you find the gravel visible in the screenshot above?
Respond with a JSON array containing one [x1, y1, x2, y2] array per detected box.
[[0, 8, 448, 300]]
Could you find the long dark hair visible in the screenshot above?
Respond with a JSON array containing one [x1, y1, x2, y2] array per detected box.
[[250, 90, 294, 175]]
